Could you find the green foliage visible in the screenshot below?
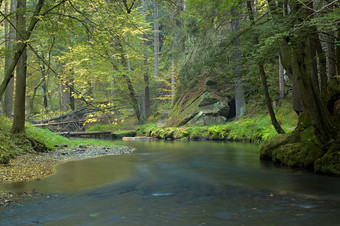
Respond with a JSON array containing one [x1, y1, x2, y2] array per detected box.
[[0, 117, 31, 164], [26, 123, 119, 149]]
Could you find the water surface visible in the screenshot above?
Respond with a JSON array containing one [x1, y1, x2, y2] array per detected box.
[[0, 141, 339, 225]]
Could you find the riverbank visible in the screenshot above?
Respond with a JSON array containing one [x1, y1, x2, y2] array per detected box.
[[137, 111, 297, 143], [0, 145, 134, 207], [0, 145, 134, 184]]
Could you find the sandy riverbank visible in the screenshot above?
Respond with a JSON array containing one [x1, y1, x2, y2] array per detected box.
[[0, 145, 134, 207]]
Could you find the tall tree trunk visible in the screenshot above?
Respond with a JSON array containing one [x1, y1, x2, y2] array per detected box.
[[12, 0, 27, 134], [326, 32, 336, 81], [122, 74, 141, 123], [279, 56, 285, 99], [336, 28, 340, 75], [231, 8, 246, 118], [110, 65, 115, 102], [291, 36, 337, 143], [3, 0, 16, 116], [141, 0, 150, 120], [153, 0, 159, 79], [171, 57, 175, 106], [247, 0, 285, 134]]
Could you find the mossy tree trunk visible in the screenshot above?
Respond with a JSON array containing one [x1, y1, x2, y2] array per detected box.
[[268, 0, 339, 144]]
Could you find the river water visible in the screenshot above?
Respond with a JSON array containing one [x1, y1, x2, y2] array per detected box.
[[0, 140, 339, 225]]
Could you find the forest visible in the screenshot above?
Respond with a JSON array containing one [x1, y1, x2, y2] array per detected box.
[[0, 0, 340, 223], [0, 0, 339, 175]]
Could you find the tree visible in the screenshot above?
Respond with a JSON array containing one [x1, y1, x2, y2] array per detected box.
[[231, 6, 246, 118], [11, 0, 28, 133], [3, 0, 16, 116], [246, 0, 285, 134], [267, 0, 339, 143]]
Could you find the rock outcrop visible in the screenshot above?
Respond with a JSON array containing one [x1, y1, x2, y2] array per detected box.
[[167, 78, 231, 127]]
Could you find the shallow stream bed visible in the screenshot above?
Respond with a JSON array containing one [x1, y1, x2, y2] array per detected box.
[[0, 141, 339, 225]]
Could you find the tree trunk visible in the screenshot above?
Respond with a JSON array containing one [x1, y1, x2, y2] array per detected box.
[[11, 0, 27, 134], [231, 8, 246, 118], [336, 28, 340, 75], [171, 57, 175, 106], [3, 0, 16, 116], [122, 73, 142, 123], [153, 0, 159, 79], [279, 56, 285, 99], [259, 63, 285, 134], [141, 0, 150, 120], [247, 0, 285, 134], [326, 32, 336, 81], [291, 37, 337, 143], [268, 0, 338, 144]]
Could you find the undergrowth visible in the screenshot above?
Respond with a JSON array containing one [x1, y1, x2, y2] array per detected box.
[[139, 102, 298, 143], [0, 116, 118, 164]]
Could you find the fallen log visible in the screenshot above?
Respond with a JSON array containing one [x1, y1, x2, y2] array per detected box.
[[34, 120, 86, 127], [58, 131, 113, 136]]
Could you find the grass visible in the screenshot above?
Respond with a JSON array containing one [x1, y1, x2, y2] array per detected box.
[[0, 116, 119, 164], [26, 124, 119, 149]]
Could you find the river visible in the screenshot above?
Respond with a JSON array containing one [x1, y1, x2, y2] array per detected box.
[[0, 140, 339, 225]]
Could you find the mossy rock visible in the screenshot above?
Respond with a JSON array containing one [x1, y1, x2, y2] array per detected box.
[[314, 142, 340, 176], [272, 141, 323, 169], [260, 133, 299, 160], [168, 91, 229, 127]]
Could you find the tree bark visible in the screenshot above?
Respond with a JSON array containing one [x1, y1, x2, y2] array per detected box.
[[3, 0, 16, 116], [336, 28, 340, 76], [153, 0, 159, 79], [279, 56, 285, 99], [141, 0, 150, 120], [231, 8, 246, 118], [122, 74, 141, 123], [11, 0, 27, 134], [326, 32, 336, 81]]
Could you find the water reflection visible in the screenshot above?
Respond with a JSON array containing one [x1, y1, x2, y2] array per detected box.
[[1, 155, 136, 193], [0, 140, 340, 225]]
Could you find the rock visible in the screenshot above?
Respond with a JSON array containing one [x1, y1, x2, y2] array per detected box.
[[168, 92, 230, 127], [314, 142, 340, 176]]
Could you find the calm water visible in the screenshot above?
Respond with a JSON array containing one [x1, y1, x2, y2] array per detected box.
[[0, 140, 339, 225]]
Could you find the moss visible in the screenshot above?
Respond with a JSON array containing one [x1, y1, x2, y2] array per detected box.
[[271, 141, 323, 169], [260, 133, 299, 160], [314, 142, 340, 176]]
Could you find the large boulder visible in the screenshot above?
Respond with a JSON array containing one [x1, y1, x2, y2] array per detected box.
[[168, 91, 230, 127]]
